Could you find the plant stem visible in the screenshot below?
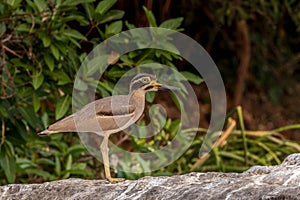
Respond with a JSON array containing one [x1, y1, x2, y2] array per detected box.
[[237, 106, 248, 165]]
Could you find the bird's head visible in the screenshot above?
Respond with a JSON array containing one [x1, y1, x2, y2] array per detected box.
[[129, 73, 178, 94]]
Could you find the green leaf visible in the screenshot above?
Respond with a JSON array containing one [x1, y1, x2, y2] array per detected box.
[[55, 155, 61, 176], [33, 0, 47, 12], [36, 158, 55, 166], [66, 155, 73, 170], [180, 71, 204, 84], [106, 21, 122, 35], [65, 169, 92, 176], [32, 72, 44, 90], [41, 112, 49, 129], [74, 78, 88, 91], [63, 29, 87, 41], [169, 119, 181, 136], [66, 144, 86, 156], [16, 24, 31, 32], [50, 44, 60, 60], [105, 66, 127, 79], [26, 0, 37, 11], [0, 103, 8, 118], [143, 6, 157, 27], [72, 163, 88, 170], [58, 75, 71, 85], [95, 0, 117, 15], [18, 107, 40, 129], [67, 37, 81, 48], [97, 86, 109, 98], [83, 2, 94, 20], [98, 10, 125, 24], [55, 95, 71, 120], [44, 54, 54, 71], [54, 42, 67, 55], [0, 141, 16, 183], [85, 55, 108, 76], [62, 154, 72, 179], [125, 21, 136, 29], [40, 34, 51, 47], [17, 158, 38, 169], [25, 168, 55, 180], [98, 80, 114, 93], [120, 55, 134, 65], [6, 0, 22, 8], [146, 92, 157, 103], [50, 71, 71, 85], [32, 92, 41, 112], [159, 42, 180, 55], [160, 17, 184, 30], [62, 0, 95, 6], [0, 23, 6, 37]]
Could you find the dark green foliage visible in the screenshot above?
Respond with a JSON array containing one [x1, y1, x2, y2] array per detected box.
[[0, 0, 126, 184], [0, 0, 194, 184]]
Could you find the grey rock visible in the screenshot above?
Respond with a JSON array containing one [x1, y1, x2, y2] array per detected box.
[[1, 153, 300, 200]]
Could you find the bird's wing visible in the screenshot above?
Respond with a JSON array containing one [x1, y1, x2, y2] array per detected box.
[[41, 95, 136, 134], [93, 95, 136, 133], [94, 96, 135, 116]]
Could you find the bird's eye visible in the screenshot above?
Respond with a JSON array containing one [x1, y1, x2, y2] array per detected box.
[[141, 77, 150, 83]]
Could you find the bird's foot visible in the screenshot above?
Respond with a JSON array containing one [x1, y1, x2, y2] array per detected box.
[[107, 177, 125, 184]]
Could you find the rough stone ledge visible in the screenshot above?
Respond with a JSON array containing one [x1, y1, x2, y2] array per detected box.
[[1, 153, 300, 200]]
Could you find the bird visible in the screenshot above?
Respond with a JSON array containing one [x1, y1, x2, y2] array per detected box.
[[38, 73, 178, 183]]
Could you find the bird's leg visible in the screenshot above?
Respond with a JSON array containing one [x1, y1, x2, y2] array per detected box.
[[100, 134, 125, 183]]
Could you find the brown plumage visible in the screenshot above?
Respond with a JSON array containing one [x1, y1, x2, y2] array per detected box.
[[39, 95, 138, 135]]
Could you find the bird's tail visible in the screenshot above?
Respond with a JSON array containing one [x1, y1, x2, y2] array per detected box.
[[37, 114, 76, 136], [38, 129, 58, 136]]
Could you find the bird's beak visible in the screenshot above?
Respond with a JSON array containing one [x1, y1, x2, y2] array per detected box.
[[151, 81, 179, 91]]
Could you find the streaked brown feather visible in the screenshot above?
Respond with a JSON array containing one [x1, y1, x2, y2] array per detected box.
[[39, 95, 137, 135]]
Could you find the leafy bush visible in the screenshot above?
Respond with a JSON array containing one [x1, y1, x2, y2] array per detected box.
[[0, 0, 127, 183], [0, 0, 194, 184]]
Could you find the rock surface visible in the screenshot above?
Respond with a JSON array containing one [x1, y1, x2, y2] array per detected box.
[[1, 153, 300, 200]]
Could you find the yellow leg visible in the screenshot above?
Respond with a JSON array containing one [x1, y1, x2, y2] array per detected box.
[[100, 134, 125, 183]]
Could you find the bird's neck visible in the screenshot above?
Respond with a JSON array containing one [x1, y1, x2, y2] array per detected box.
[[129, 89, 146, 107], [129, 89, 146, 123]]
